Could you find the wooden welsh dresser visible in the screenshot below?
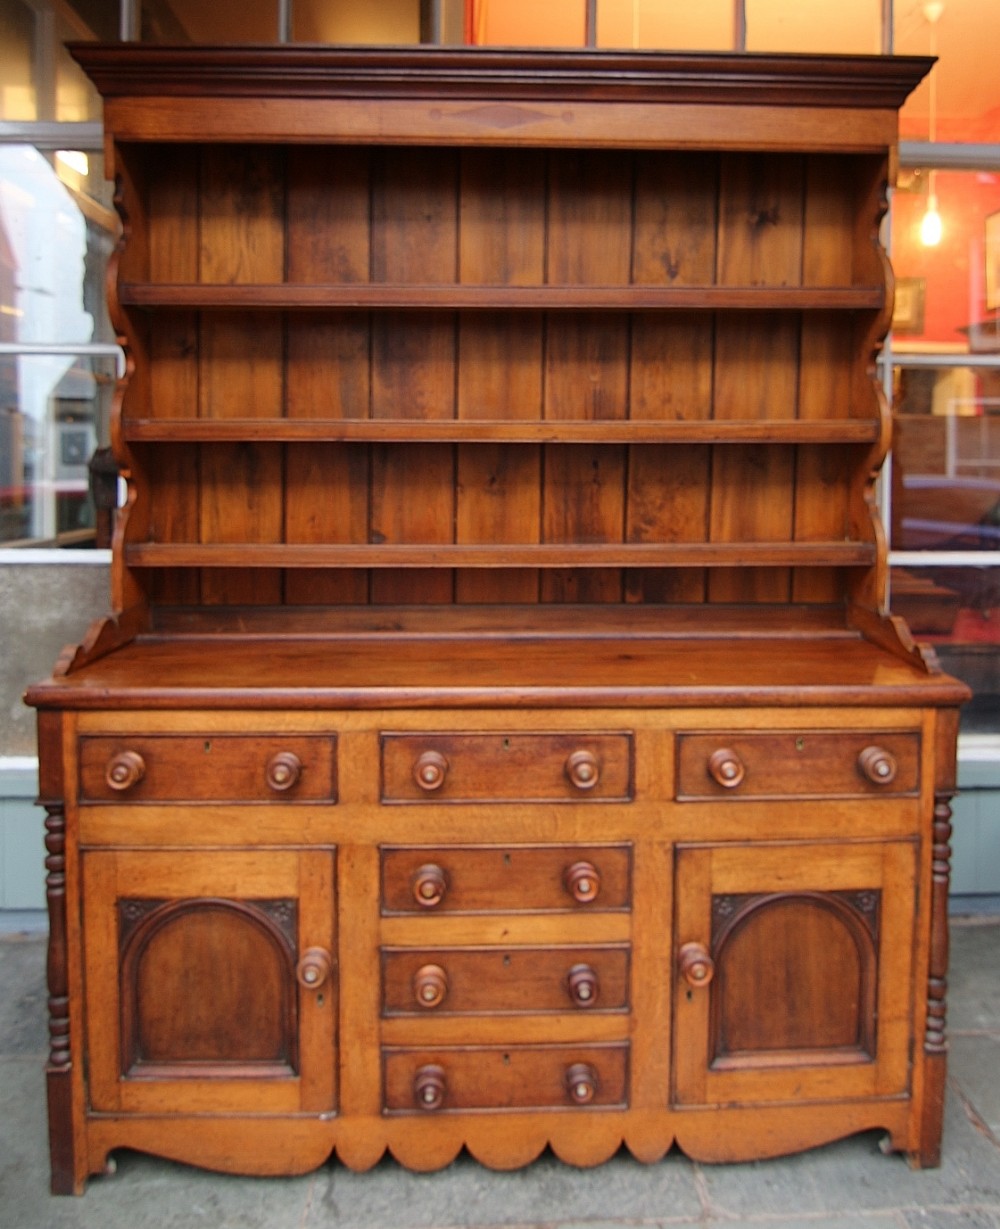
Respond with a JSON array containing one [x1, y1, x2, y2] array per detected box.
[[27, 46, 969, 1194]]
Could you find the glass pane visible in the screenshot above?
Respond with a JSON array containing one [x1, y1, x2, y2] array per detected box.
[[470, 0, 587, 46], [890, 167, 1000, 357], [745, 0, 881, 54], [0, 1, 102, 122], [890, 565, 1000, 732], [1, 144, 118, 547], [897, 1, 1000, 143], [140, 0, 280, 42], [294, 0, 421, 43], [891, 364, 1000, 552], [55, 16, 101, 122], [597, 0, 734, 51], [0, 351, 117, 546], [0, 0, 35, 120], [889, 359, 1000, 730]]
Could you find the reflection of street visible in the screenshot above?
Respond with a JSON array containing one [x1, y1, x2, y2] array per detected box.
[[0, 145, 95, 542]]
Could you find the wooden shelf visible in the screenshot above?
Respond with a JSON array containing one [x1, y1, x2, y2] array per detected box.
[[124, 542, 877, 569], [122, 418, 881, 444], [117, 282, 885, 312]]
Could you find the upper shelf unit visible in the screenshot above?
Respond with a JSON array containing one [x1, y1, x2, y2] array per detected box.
[[73, 45, 930, 617]]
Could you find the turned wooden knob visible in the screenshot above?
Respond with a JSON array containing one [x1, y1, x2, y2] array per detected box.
[[565, 749, 600, 791], [413, 750, 449, 792], [266, 751, 302, 792], [413, 1064, 447, 1111], [296, 947, 332, 990], [858, 745, 898, 786], [565, 1062, 599, 1105], [567, 963, 600, 1008], [411, 863, 448, 909], [707, 747, 746, 789], [564, 860, 601, 904], [678, 941, 715, 989], [413, 963, 449, 1009], [105, 749, 145, 792]]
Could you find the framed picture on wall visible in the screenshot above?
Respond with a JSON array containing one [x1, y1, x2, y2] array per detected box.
[[892, 277, 926, 334], [986, 211, 1000, 311]]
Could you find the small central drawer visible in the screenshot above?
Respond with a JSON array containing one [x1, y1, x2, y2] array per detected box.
[[676, 730, 920, 800], [382, 945, 630, 1015], [381, 732, 632, 803], [78, 734, 337, 803], [383, 1043, 628, 1112], [381, 844, 631, 914]]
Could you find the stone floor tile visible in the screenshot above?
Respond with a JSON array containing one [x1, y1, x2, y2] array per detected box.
[[696, 1089, 1000, 1222], [951, 1035, 1000, 1141], [0, 1058, 315, 1229], [901, 1208, 1000, 1228], [304, 1148, 703, 1229], [0, 934, 47, 1057], [949, 923, 1000, 1034]]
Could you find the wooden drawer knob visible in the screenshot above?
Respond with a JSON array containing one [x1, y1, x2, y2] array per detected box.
[[105, 749, 145, 792], [565, 1062, 599, 1106], [411, 863, 448, 909], [564, 860, 601, 904], [707, 747, 746, 789], [567, 963, 600, 1008], [266, 751, 302, 792], [858, 745, 898, 786], [413, 963, 449, 1009], [678, 941, 715, 989], [413, 750, 449, 792], [565, 749, 600, 791], [413, 1064, 447, 1111], [296, 947, 332, 990]]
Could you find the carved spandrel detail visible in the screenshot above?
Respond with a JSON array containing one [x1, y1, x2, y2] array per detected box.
[[119, 898, 298, 953], [926, 794, 954, 1056], [712, 888, 881, 944], [43, 803, 70, 1073], [118, 898, 167, 948], [257, 899, 298, 948]]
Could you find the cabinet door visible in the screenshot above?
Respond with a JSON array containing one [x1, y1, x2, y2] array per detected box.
[[82, 848, 336, 1115], [673, 841, 917, 1106]]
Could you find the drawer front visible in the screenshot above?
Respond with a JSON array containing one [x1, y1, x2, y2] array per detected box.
[[382, 946, 630, 1015], [78, 735, 337, 803], [380, 732, 632, 803], [676, 731, 920, 800], [382, 844, 631, 914], [383, 1044, 628, 1112]]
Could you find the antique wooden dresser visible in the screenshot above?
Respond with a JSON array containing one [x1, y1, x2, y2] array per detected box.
[[27, 46, 969, 1194]]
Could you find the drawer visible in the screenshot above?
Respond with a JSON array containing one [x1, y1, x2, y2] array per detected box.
[[380, 732, 632, 803], [382, 945, 630, 1015], [381, 845, 631, 914], [676, 731, 920, 800], [78, 735, 337, 803], [383, 1043, 628, 1112]]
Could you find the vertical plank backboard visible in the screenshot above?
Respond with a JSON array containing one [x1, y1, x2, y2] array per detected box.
[[370, 148, 457, 604], [285, 146, 372, 604], [455, 149, 545, 604], [709, 154, 803, 603], [198, 146, 284, 605], [543, 150, 631, 604], [794, 156, 857, 602], [627, 152, 719, 603], [142, 145, 201, 605]]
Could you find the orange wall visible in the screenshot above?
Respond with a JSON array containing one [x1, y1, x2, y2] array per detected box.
[[472, 0, 586, 46], [893, 171, 1000, 346]]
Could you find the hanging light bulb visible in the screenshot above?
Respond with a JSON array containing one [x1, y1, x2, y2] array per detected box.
[[919, 3, 944, 246], [920, 173, 943, 246]]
